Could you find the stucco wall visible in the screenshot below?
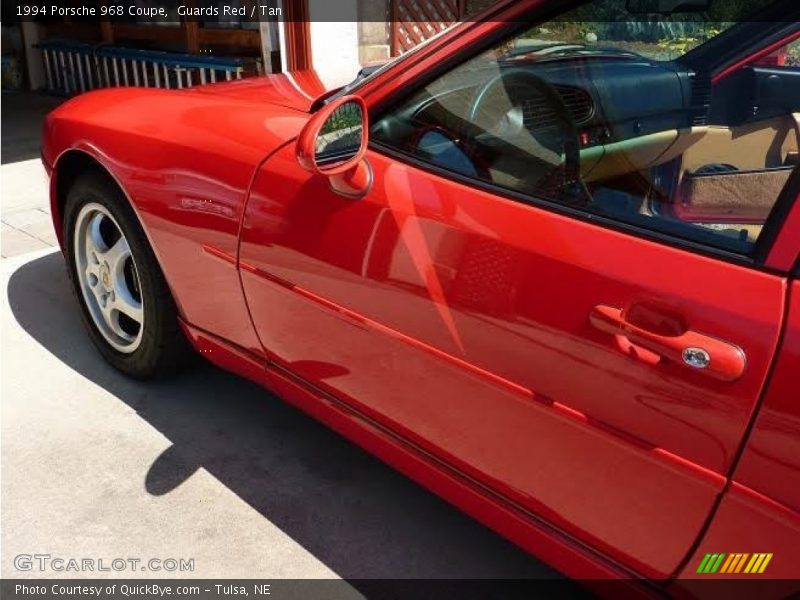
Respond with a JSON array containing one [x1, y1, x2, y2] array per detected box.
[[357, 0, 390, 63], [308, 1, 361, 89]]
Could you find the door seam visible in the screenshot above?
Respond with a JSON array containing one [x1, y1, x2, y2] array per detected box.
[[668, 276, 793, 581]]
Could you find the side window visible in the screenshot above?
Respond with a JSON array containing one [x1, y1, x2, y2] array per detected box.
[[371, 3, 799, 256], [754, 38, 800, 69], [787, 38, 800, 67]]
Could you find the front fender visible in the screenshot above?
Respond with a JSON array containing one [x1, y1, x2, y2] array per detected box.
[[42, 86, 309, 352]]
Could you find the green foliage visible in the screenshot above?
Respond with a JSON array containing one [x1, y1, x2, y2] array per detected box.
[[657, 26, 721, 56], [787, 41, 800, 68], [320, 104, 362, 135]]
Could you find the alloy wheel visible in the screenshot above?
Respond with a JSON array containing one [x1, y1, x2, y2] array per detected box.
[[73, 202, 144, 353]]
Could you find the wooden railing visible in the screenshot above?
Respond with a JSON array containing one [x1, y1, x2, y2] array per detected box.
[[390, 0, 464, 55], [35, 40, 254, 96]]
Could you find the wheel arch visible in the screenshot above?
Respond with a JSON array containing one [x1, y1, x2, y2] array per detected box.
[[51, 148, 157, 256], [52, 149, 114, 249], [52, 146, 194, 376], [50, 147, 181, 314]]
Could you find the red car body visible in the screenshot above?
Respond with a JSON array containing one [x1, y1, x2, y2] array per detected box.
[[41, 0, 799, 595]]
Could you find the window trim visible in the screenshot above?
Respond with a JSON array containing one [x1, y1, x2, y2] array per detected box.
[[369, 138, 798, 275], [754, 167, 800, 265]]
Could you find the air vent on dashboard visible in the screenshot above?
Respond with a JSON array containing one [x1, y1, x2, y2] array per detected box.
[[522, 85, 595, 131], [557, 86, 595, 124], [689, 71, 712, 126]]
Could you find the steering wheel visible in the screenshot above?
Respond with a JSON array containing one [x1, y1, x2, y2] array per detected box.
[[468, 69, 590, 205]]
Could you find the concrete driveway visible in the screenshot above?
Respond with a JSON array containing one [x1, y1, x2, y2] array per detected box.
[[1, 155, 565, 587]]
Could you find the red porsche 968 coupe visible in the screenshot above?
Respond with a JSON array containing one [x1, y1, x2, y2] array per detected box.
[[41, 0, 800, 593]]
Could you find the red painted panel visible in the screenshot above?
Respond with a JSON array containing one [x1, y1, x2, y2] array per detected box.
[[44, 87, 308, 354], [734, 280, 800, 513], [189, 70, 325, 110], [180, 320, 654, 592], [41, 1, 799, 582], [239, 143, 785, 577], [765, 195, 800, 272], [673, 483, 800, 594]]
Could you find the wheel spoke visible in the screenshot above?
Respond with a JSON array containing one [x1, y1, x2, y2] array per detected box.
[[112, 292, 143, 324], [104, 235, 130, 273], [86, 212, 107, 257], [103, 304, 135, 341]]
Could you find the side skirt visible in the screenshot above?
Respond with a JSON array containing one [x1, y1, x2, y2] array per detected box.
[[179, 319, 666, 598]]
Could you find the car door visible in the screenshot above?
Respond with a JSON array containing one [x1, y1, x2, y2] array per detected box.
[[238, 18, 792, 582]]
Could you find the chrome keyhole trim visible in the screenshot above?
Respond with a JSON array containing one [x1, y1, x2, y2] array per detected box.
[[682, 347, 711, 370]]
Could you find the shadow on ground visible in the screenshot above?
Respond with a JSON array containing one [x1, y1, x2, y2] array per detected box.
[[7, 251, 568, 582]]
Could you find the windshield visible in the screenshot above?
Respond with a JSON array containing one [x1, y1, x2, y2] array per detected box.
[[511, 24, 730, 63], [503, 0, 778, 62], [328, 0, 781, 103]]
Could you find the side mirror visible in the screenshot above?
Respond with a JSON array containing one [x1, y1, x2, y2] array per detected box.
[[296, 95, 372, 198]]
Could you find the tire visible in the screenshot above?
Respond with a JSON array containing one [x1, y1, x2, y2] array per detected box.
[[63, 170, 192, 379]]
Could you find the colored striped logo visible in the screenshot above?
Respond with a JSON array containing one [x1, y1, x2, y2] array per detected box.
[[696, 553, 773, 574]]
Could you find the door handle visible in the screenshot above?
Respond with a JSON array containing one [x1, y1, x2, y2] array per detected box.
[[590, 305, 746, 382]]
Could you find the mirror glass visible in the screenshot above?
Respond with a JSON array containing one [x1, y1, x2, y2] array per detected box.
[[315, 101, 364, 170], [626, 0, 711, 13]]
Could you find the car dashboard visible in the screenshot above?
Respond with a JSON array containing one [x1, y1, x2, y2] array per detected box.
[[372, 54, 709, 185]]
